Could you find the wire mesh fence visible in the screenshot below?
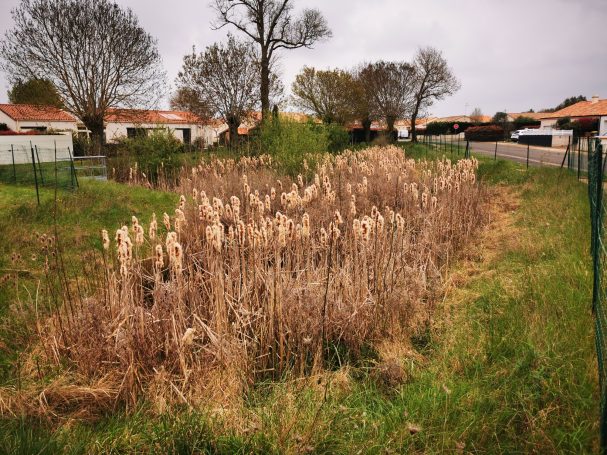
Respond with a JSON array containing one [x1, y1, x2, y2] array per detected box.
[[587, 137, 607, 452], [0, 142, 79, 204], [421, 134, 594, 178]]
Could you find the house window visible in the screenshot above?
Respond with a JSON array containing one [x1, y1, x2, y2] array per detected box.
[[21, 126, 47, 132], [127, 127, 147, 138], [180, 128, 191, 145]]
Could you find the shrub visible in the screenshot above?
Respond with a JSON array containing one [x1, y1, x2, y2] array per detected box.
[[513, 116, 540, 128], [254, 118, 328, 176], [465, 125, 504, 142], [112, 129, 186, 183], [425, 121, 475, 136], [0, 123, 8, 131]]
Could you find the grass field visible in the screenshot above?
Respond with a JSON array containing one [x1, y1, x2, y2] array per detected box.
[[0, 147, 599, 453]]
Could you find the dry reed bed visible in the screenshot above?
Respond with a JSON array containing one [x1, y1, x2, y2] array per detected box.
[[10, 146, 484, 414]]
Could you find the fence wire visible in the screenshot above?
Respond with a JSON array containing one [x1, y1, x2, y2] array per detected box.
[[588, 138, 607, 452]]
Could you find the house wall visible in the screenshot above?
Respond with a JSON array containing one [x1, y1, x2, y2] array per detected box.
[[0, 113, 78, 132], [15, 120, 78, 132], [540, 119, 558, 129], [0, 111, 17, 130], [600, 116, 607, 136], [105, 122, 217, 146]]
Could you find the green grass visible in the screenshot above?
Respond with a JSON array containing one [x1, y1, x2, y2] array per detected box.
[[0, 148, 599, 453]]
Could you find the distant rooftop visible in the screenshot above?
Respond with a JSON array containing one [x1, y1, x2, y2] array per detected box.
[[0, 103, 76, 122]]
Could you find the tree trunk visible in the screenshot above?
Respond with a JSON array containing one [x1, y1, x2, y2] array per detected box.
[[362, 116, 372, 143], [410, 100, 421, 143], [82, 115, 105, 155], [410, 112, 418, 143], [386, 115, 396, 143], [260, 48, 270, 122], [227, 115, 240, 148]]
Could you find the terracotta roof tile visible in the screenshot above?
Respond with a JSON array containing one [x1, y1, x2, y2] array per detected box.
[[540, 99, 607, 119], [0, 103, 76, 122], [105, 108, 203, 125], [508, 112, 545, 121]]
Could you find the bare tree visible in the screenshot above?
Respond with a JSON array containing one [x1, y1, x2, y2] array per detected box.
[[291, 67, 357, 125], [0, 0, 165, 150], [170, 86, 211, 121], [213, 0, 331, 119], [469, 107, 483, 123], [360, 61, 415, 139], [175, 35, 278, 146], [409, 47, 460, 142], [351, 64, 377, 143]]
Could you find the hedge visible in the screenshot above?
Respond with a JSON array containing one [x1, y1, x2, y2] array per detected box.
[[464, 125, 505, 142]]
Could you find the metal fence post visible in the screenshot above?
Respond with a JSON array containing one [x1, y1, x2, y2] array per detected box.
[[68, 147, 79, 188], [30, 142, 40, 206], [34, 145, 45, 184], [494, 141, 497, 160], [526, 143, 530, 169], [11, 144, 16, 183]]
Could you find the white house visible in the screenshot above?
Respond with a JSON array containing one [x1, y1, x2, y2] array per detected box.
[[539, 95, 607, 129], [0, 103, 78, 132], [104, 108, 215, 146]]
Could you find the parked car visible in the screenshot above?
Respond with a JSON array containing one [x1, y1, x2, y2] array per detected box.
[[511, 130, 524, 142]]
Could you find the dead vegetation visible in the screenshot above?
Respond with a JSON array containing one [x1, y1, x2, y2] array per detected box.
[[3, 145, 485, 417]]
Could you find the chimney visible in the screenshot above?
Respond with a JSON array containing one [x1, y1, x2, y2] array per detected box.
[[591, 95, 600, 104]]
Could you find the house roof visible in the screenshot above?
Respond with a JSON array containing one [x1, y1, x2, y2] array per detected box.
[[105, 108, 203, 125], [0, 103, 77, 122], [508, 112, 545, 121], [540, 99, 607, 119]]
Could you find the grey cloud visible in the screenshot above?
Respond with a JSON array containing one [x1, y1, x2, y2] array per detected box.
[[1, 0, 605, 117]]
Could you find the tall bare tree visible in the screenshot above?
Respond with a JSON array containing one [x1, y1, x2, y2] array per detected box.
[[469, 107, 483, 123], [409, 47, 460, 142], [0, 0, 165, 149], [175, 35, 278, 146], [291, 67, 357, 125], [170, 86, 211, 121], [351, 64, 376, 143], [360, 61, 415, 138], [213, 0, 331, 119]]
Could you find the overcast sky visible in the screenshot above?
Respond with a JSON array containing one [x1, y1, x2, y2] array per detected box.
[[0, 0, 605, 117]]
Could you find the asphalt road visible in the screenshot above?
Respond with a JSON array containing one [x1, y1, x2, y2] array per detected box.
[[469, 141, 572, 168]]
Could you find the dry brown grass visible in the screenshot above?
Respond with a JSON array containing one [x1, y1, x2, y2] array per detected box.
[[8, 145, 485, 416]]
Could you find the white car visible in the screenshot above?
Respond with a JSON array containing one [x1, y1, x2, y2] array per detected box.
[[511, 130, 524, 142], [511, 129, 532, 142]]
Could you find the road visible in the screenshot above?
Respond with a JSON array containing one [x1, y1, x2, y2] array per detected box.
[[469, 141, 570, 168]]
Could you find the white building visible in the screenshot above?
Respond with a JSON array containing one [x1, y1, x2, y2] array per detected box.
[[104, 108, 215, 146], [539, 95, 607, 129], [0, 103, 78, 132]]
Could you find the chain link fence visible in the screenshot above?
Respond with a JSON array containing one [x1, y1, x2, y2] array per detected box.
[[587, 137, 607, 451]]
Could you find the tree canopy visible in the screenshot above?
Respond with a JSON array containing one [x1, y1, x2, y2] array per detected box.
[[213, 0, 331, 118], [8, 78, 63, 108]]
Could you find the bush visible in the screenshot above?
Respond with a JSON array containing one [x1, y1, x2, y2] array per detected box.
[[72, 134, 95, 157], [465, 125, 504, 142], [513, 116, 540, 128], [0, 123, 8, 131], [325, 123, 350, 153], [112, 129, 186, 183], [253, 118, 334, 176], [425, 121, 475, 135]]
